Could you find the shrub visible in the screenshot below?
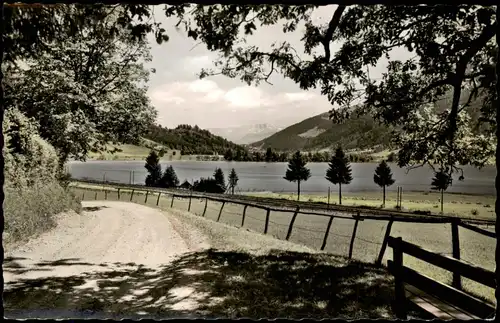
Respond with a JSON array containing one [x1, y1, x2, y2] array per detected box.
[[484, 204, 491, 208], [413, 210, 432, 215], [193, 177, 225, 194], [3, 109, 81, 245], [471, 209, 479, 216]]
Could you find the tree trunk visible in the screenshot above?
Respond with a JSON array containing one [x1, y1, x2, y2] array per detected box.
[[297, 180, 300, 201], [339, 183, 342, 205], [231, 185, 234, 195], [383, 185, 386, 208], [441, 189, 444, 215], [495, 5, 500, 319]]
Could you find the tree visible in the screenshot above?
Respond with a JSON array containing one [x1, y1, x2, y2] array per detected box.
[[213, 167, 226, 192], [228, 168, 239, 195], [325, 147, 353, 205], [144, 150, 162, 187], [431, 167, 453, 215], [160, 165, 179, 188], [284, 151, 311, 201], [168, 6, 500, 312], [2, 4, 171, 167], [265, 147, 274, 162], [373, 160, 396, 207], [224, 148, 234, 161]]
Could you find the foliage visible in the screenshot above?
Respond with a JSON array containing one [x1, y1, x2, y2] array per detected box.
[[326, 147, 353, 205], [3, 108, 60, 187], [431, 167, 453, 192], [144, 150, 162, 187], [146, 123, 246, 156], [228, 168, 239, 195], [325, 147, 353, 186], [284, 151, 311, 200], [3, 109, 81, 244], [4, 4, 160, 164], [373, 160, 396, 207], [161, 165, 180, 188], [213, 167, 226, 192], [373, 160, 396, 189], [193, 177, 225, 194]]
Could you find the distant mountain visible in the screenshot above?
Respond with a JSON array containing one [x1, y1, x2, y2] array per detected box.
[[208, 123, 282, 144], [144, 124, 247, 155], [250, 112, 393, 152]]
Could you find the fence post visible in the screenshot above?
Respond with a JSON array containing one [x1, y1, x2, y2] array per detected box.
[[217, 201, 226, 222], [156, 192, 161, 206], [241, 205, 248, 227], [321, 216, 334, 250], [264, 208, 271, 234], [118, 188, 121, 200], [286, 207, 299, 241], [130, 189, 135, 202], [376, 218, 394, 266], [188, 190, 192, 212], [327, 187, 331, 210], [451, 219, 462, 289], [144, 191, 149, 203], [202, 197, 208, 217], [393, 237, 407, 319], [349, 215, 360, 259], [95, 191, 98, 200], [82, 192, 85, 200], [170, 195, 175, 208], [105, 190, 107, 200]]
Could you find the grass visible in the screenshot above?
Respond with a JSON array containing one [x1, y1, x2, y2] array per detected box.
[[4, 182, 82, 247], [248, 190, 497, 221], [69, 185, 496, 306]]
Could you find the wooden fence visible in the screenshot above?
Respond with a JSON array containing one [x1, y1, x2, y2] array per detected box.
[[71, 178, 494, 226], [387, 236, 495, 319], [71, 182, 496, 279]]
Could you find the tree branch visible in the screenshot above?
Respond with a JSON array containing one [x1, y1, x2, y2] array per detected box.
[[321, 5, 346, 62]]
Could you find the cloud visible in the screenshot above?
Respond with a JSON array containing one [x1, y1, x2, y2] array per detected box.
[[149, 79, 333, 129]]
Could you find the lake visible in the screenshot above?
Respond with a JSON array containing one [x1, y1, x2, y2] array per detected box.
[[67, 160, 496, 196]]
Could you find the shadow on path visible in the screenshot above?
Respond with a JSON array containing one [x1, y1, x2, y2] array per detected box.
[[4, 249, 427, 319]]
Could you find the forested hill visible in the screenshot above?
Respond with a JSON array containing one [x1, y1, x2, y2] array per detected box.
[[250, 112, 393, 152], [144, 124, 247, 155]]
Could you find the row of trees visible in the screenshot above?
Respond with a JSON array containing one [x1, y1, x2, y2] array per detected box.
[[224, 147, 377, 163], [284, 147, 453, 213], [144, 151, 239, 194]]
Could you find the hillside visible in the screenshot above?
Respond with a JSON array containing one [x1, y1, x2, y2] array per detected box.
[[145, 124, 247, 155], [252, 89, 487, 152], [250, 112, 393, 152]]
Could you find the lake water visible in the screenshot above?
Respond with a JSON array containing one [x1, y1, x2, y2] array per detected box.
[[67, 160, 496, 195]]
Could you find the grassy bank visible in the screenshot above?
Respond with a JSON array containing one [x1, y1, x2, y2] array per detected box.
[[248, 190, 496, 221], [69, 184, 496, 306], [4, 182, 82, 247]]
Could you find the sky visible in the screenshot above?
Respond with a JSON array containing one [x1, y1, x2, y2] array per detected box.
[[145, 5, 410, 130]]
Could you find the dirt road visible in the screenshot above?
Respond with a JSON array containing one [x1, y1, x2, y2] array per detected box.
[[4, 201, 210, 319]]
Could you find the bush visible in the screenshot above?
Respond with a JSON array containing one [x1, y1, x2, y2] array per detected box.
[[412, 210, 432, 215], [471, 209, 479, 216], [3, 108, 81, 245], [193, 177, 225, 194]]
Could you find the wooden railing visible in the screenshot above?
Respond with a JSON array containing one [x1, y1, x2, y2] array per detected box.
[[387, 236, 495, 319]]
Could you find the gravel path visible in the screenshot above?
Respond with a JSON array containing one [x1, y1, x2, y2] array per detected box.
[[4, 201, 210, 318]]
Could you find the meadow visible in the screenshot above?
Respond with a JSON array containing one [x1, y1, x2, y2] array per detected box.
[[69, 183, 496, 306], [247, 190, 497, 221]]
